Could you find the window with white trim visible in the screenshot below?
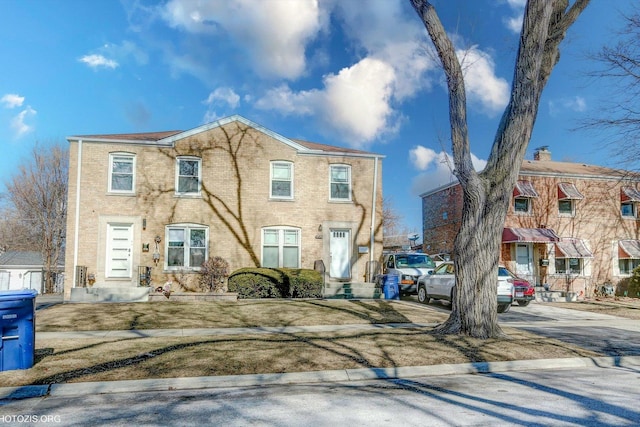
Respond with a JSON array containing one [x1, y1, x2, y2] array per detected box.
[[262, 227, 300, 268], [270, 161, 293, 199], [330, 164, 351, 201], [108, 153, 135, 193], [619, 258, 640, 275], [176, 157, 201, 195], [558, 199, 574, 215], [621, 202, 637, 218], [555, 257, 582, 274], [514, 197, 531, 213], [166, 224, 208, 270]]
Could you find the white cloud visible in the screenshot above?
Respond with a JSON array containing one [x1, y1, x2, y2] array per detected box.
[[548, 96, 587, 117], [204, 87, 240, 109], [457, 47, 510, 115], [10, 106, 37, 137], [501, 0, 525, 33], [410, 147, 487, 195], [1, 94, 25, 109], [161, 0, 326, 79], [79, 54, 119, 69], [256, 57, 397, 146]]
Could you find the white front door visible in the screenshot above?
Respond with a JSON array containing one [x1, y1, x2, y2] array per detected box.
[[329, 229, 351, 279], [515, 243, 532, 276], [106, 223, 133, 278]]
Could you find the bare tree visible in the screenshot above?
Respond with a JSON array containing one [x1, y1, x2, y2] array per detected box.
[[5, 143, 68, 293], [410, 0, 589, 338], [585, 4, 640, 170], [382, 196, 403, 236]]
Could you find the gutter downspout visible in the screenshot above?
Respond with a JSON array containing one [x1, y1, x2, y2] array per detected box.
[[369, 156, 379, 282], [71, 139, 82, 288]]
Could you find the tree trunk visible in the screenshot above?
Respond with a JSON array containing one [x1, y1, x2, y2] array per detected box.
[[410, 0, 590, 338]]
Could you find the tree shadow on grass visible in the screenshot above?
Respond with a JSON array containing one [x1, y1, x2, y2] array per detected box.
[[303, 299, 413, 324]]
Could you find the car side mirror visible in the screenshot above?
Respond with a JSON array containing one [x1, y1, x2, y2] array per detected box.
[[428, 271, 434, 275]]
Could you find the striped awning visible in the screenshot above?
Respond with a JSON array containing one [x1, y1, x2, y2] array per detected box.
[[555, 239, 593, 258], [621, 187, 640, 202], [558, 183, 584, 200], [513, 180, 539, 198], [619, 240, 640, 259], [502, 227, 560, 243]]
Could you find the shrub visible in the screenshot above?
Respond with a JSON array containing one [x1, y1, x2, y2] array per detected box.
[[228, 267, 323, 299], [199, 256, 230, 292], [616, 265, 640, 298]]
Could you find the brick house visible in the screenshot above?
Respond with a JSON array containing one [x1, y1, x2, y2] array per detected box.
[[420, 147, 640, 298], [63, 115, 383, 302]]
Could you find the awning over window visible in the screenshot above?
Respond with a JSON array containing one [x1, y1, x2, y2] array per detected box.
[[619, 240, 640, 259], [621, 186, 640, 202], [555, 239, 593, 258], [502, 227, 560, 243], [513, 180, 539, 198], [558, 182, 584, 200]]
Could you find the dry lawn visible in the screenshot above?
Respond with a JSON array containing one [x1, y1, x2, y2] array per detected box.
[[548, 297, 640, 320], [0, 299, 612, 388]]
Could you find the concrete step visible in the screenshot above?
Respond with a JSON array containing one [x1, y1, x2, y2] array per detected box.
[[323, 282, 384, 299], [536, 290, 578, 303]]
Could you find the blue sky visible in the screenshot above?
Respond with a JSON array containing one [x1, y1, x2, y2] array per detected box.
[[0, 0, 633, 234]]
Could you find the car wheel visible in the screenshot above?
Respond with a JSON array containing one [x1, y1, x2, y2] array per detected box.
[[517, 300, 531, 307], [497, 303, 511, 313], [417, 285, 430, 304]]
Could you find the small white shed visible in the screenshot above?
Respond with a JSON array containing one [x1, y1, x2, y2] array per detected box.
[[0, 251, 63, 293]]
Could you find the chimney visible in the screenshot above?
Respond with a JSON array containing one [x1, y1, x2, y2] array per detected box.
[[534, 146, 551, 161]]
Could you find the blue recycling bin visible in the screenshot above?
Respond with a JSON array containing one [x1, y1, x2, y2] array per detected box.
[[0, 289, 38, 371], [383, 274, 400, 300]]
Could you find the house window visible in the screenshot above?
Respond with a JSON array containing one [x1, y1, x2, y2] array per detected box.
[[619, 259, 640, 275], [262, 227, 300, 268], [166, 224, 208, 270], [330, 165, 351, 201], [108, 153, 135, 193], [555, 257, 582, 274], [271, 161, 293, 199], [514, 197, 530, 213], [558, 200, 574, 215], [176, 157, 201, 195], [621, 202, 637, 218]]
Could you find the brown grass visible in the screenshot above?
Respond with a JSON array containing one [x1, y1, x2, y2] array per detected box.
[[0, 299, 611, 387], [548, 297, 640, 320]]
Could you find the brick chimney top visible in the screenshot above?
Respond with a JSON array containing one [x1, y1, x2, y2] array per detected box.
[[534, 146, 551, 161]]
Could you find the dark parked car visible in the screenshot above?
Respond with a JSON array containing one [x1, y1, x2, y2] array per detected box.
[[499, 266, 535, 306]]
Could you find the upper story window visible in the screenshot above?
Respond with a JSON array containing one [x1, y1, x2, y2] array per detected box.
[[330, 164, 351, 201], [166, 224, 208, 270], [270, 161, 293, 199], [176, 157, 201, 196], [513, 180, 538, 214], [262, 227, 300, 268], [557, 182, 583, 216], [621, 187, 640, 218], [108, 153, 135, 193]]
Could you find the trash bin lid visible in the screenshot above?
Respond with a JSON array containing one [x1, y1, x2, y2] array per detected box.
[[0, 289, 39, 301]]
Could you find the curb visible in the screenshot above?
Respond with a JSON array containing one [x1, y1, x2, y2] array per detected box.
[[3, 355, 639, 400]]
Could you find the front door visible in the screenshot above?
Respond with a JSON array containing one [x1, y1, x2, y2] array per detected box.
[[329, 229, 351, 279], [106, 223, 133, 278], [515, 243, 533, 278]]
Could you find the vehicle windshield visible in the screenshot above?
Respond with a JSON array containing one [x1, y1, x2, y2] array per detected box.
[[498, 267, 515, 278], [395, 254, 435, 268]]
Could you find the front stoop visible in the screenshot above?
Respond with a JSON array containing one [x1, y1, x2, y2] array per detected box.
[[536, 289, 579, 302], [323, 282, 383, 299], [69, 287, 150, 303]]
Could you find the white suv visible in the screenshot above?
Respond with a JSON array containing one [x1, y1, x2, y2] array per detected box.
[[416, 262, 514, 313], [376, 252, 436, 294]]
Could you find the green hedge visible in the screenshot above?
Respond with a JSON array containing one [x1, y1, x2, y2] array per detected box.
[[228, 267, 323, 299]]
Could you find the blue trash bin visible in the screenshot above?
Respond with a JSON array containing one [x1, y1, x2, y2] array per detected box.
[[383, 274, 400, 300], [0, 289, 38, 371]]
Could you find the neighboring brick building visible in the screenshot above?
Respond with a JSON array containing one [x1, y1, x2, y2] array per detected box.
[[64, 115, 383, 301], [420, 147, 640, 298]]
